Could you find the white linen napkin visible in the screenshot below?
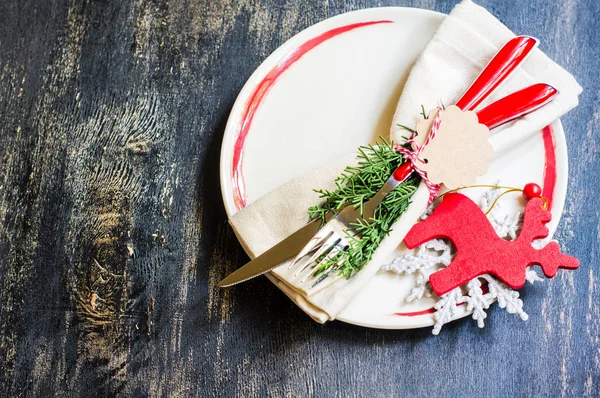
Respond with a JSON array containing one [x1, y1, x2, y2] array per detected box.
[[390, 0, 582, 153], [228, 0, 582, 323]]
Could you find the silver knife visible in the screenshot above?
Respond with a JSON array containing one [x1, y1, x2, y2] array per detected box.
[[217, 218, 323, 287]]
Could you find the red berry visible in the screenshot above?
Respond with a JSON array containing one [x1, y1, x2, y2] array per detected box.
[[523, 183, 542, 200]]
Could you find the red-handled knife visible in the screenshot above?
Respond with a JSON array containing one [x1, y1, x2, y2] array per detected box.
[[476, 83, 557, 129]]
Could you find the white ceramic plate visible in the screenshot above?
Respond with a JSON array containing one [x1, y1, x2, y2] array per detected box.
[[219, 7, 568, 329]]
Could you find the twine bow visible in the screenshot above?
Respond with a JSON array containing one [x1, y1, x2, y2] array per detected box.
[[394, 108, 443, 204]]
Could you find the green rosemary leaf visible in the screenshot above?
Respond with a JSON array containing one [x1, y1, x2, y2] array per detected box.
[[396, 123, 416, 134]]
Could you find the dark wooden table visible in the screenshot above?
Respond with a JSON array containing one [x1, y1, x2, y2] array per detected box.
[[0, 0, 598, 396]]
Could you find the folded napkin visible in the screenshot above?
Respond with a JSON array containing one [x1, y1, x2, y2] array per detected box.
[[390, 0, 582, 153], [229, 0, 582, 323]]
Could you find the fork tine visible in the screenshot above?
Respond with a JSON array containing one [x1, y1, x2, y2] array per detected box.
[[309, 269, 343, 293], [306, 236, 342, 267], [297, 239, 348, 283], [311, 269, 335, 288], [305, 248, 348, 294], [292, 239, 339, 278], [293, 234, 341, 276], [310, 245, 349, 284], [289, 229, 334, 269]]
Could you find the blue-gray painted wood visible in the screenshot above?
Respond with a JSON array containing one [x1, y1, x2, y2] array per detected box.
[[0, 0, 597, 396]]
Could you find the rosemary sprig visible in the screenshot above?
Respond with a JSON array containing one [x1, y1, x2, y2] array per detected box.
[[307, 138, 420, 278]]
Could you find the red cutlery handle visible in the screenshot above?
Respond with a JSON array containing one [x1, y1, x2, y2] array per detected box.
[[393, 161, 414, 182], [476, 83, 558, 130], [455, 36, 538, 111]]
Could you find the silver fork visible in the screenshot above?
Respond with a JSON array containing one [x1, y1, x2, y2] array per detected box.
[[286, 162, 414, 292]]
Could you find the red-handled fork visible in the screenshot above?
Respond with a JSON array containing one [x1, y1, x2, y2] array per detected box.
[[282, 37, 554, 291], [218, 36, 549, 289]]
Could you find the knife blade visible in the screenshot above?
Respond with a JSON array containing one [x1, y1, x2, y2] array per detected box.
[[217, 218, 323, 287]]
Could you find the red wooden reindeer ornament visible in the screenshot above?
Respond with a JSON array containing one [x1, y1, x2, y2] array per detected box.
[[404, 191, 579, 297]]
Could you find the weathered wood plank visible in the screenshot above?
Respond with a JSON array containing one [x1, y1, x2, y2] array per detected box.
[[0, 0, 598, 397]]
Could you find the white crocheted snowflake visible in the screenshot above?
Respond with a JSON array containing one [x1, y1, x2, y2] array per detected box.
[[380, 239, 452, 302], [382, 186, 544, 334]]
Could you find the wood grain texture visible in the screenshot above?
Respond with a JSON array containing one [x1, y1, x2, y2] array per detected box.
[[0, 0, 598, 396]]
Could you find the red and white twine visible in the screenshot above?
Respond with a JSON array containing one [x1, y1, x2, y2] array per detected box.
[[394, 108, 443, 204]]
